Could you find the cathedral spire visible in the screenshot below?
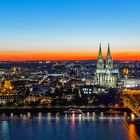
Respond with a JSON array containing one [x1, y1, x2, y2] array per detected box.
[[106, 43, 113, 69], [107, 43, 111, 58], [97, 43, 104, 69], [98, 43, 102, 58]]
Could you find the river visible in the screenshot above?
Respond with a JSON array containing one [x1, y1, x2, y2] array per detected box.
[[0, 112, 139, 140]]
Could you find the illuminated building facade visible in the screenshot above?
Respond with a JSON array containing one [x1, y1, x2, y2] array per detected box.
[[0, 74, 22, 105], [0, 75, 13, 96], [94, 43, 119, 87]]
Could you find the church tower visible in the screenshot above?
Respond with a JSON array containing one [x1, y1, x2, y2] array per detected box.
[[94, 43, 119, 88], [97, 43, 104, 69], [106, 43, 113, 69]]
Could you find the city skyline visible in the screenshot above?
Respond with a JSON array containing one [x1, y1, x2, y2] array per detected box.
[[0, 0, 140, 61], [0, 1, 140, 140]]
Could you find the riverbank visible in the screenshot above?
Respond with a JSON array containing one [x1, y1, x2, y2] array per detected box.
[[0, 106, 131, 114]]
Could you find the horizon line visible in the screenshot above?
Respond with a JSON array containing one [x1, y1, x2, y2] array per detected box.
[[0, 59, 140, 62]]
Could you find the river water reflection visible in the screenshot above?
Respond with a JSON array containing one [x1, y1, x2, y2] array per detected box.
[[0, 112, 139, 140]]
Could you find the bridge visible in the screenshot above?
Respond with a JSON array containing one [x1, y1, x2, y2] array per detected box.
[[119, 89, 140, 117]]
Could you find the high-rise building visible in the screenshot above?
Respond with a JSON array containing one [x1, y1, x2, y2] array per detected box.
[[94, 43, 119, 87]]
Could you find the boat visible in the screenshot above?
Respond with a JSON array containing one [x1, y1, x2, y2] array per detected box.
[[64, 108, 83, 114]]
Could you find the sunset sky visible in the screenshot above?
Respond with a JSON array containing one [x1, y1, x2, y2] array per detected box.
[[0, 0, 140, 61]]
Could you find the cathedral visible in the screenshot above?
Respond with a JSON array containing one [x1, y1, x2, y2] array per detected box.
[[94, 43, 119, 88]]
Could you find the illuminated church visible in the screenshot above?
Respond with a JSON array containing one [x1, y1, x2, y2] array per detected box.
[[94, 43, 119, 88]]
